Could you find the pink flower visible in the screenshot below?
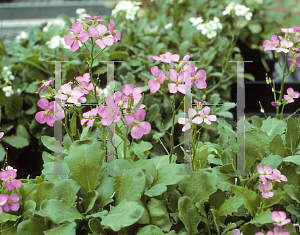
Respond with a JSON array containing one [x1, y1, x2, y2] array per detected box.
[[0, 132, 4, 141], [81, 107, 99, 126], [0, 193, 20, 213], [287, 57, 300, 68], [114, 91, 129, 109], [36, 79, 54, 93], [270, 169, 288, 182], [35, 98, 65, 127], [284, 87, 299, 103], [174, 55, 190, 68], [266, 227, 290, 235], [257, 164, 273, 182], [87, 83, 104, 96], [99, 103, 122, 126], [76, 73, 91, 88], [168, 69, 186, 95], [122, 84, 142, 102], [255, 233, 264, 235], [294, 48, 300, 53], [281, 28, 295, 34], [272, 211, 291, 227], [271, 101, 279, 107], [199, 107, 217, 125], [108, 19, 121, 45], [124, 108, 151, 139], [276, 40, 293, 53], [263, 35, 279, 51], [55, 83, 86, 105], [1, 165, 16, 173], [186, 65, 207, 89], [232, 229, 243, 235], [64, 22, 89, 52], [259, 182, 274, 198], [84, 15, 107, 23], [178, 108, 202, 132], [148, 66, 165, 93], [88, 24, 114, 49], [150, 52, 180, 63], [293, 26, 300, 32], [0, 169, 22, 190]]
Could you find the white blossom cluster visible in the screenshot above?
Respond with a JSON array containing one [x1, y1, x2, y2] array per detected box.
[[111, 1, 142, 21], [43, 18, 66, 33], [46, 35, 71, 49], [2, 66, 15, 83], [190, 16, 222, 39], [222, 2, 253, 21], [3, 86, 14, 97], [75, 8, 91, 20], [15, 31, 29, 43]]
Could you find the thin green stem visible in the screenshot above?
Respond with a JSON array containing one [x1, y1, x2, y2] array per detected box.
[[169, 93, 177, 163], [276, 54, 288, 119], [283, 107, 300, 121], [155, 131, 169, 155]]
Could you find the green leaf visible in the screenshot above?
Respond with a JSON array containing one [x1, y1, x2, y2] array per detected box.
[[269, 134, 286, 157], [231, 185, 260, 217], [136, 225, 164, 235], [146, 104, 160, 123], [41, 135, 61, 152], [252, 116, 262, 128], [25, 81, 43, 94], [0, 144, 5, 162], [4, 93, 23, 120], [1, 135, 29, 149], [285, 118, 299, 153], [178, 196, 202, 235], [64, 139, 106, 194], [41, 198, 84, 224], [43, 222, 77, 235], [179, 40, 191, 57], [0, 211, 21, 223], [42, 162, 70, 183], [109, 51, 129, 61], [17, 217, 48, 234], [283, 155, 300, 165], [145, 183, 167, 197], [218, 195, 244, 216], [69, 112, 77, 137], [246, 208, 273, 226], [96, 175, 116, 209], [101, 199, 144, 232], [248, 23, 262, 34], [261, 117, 286, 139], [129, 59, 142, 67]]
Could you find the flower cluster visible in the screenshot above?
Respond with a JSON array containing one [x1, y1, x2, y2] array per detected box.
[[111, 1, 142, 21], [2, 66, 15, 83], [271, 87, 299, 107], [263, 26, 300, 69], [257, 165, 287, 199], [255, 211, 291, 235], [0, 164, 22, 214], [190, 16, 222, 39], [46, 36, 70, 49], [222, 2, 253, 21], [64, 16, 120, 52]]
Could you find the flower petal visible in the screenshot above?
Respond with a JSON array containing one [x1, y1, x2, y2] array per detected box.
[[134, 108, 146, 121], [124, 114, 135, 126]]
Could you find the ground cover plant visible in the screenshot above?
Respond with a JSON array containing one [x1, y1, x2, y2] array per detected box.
[[0, 0, 300, 235]]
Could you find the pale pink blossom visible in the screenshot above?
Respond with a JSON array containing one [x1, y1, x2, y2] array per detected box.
[[198, 107, 217, 125], [259, 182, 274, 198], [64, 22, 89, 52], [178, 108, 202, 132], [271, 211, 291, 227], [276, 40, 293, 53], [284, 87, 299, 103], [263, 35, 279, 51], [150, 52, 180, 63], [257, 164, 273, 182]]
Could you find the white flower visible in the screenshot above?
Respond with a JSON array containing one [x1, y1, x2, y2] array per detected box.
[[206, 29, 217, 38], [190, 17, 203, 26], [165, 22, 173, 29], [222, 2, 236, 15], [234, 5, 248, 16], [76, 8, 86, 15], [112, 1, 141, 20], [17, 88, 21, 93], [208, 20, 218, 30], [3, 86, 14, 97], [46, 36, 61, 49], [245, 11, 253, 21], [3, 66, 8, 71], [15, 31, 28, 42], [198, 23, 210, 35], [212, 17, 222, 29]]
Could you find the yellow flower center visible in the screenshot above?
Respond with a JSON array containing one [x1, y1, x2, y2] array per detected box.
[[193, 75, 198, 82], [8, 176, 13, 181], [97, 34, 103, 40], [204, 115, 208, 119], [112, 29, 116, 35], [73, 34, 79, 40], [175, 80, 180, 85], [111, 112, 114, 118], [277, 175, 280, 179], [8, 200, 12, 205], [134, 120, 140, 126], [45, 109, 52, 115], [289, 94, 293, 98], [154, 77, 159, 82], [263, 188, 269, 193], [270, 42, 274, 46]]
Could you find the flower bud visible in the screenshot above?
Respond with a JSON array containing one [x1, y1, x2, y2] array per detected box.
[[274, 51, 279, 58], [175, 61, 185, 73], [289, 63, 296, 73], [265, 73, 269, 84]]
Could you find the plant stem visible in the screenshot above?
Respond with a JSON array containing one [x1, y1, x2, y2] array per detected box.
[[169, 93, 177, 163], [276, 53, 288, 120], [283, 107, 300, 121]]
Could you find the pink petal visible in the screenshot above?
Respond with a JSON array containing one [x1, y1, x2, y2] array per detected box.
[[287, 87, 294, 94], [96, 24, 108, 35], [64, 34, 75, 46], [158, 72, 165, 83], [37, 98, 49, 110], [208, 115, 217, 121], [131, 126, 143, 139], [195, 80, 207, 89], [182, 123, 191, 132], [188, 108, 196, 118], [79, 31, 89, 43], [10, 203, 20, 211], [177, 84, 186, 94], [148, 79, 160, 93], [133, 108, 146, 121], [178, 117, 189, 124], [177, 71, 185, 83], [150, 56, 161, 60], [169, 69, 178, 82], [140, 121, 151, 134], [109, 19, 115, 32], [95, 39, 106, 49], [46, 114, 55, 126], [203, 107, 210, 115], [102, 36, 114, 46], [151, 66, 159, 77], [88, 26, 99, 38], [70, 40, 79, 52], [123, 84, 133, 95], [264, 165, 273, 174], [168, 83, 177, 93], [192, 116, 202, 124], [72, 22, 83, 34], [204, 118, 211, 125], [124, 114, 135, 126], [35, 111, 47, 124]]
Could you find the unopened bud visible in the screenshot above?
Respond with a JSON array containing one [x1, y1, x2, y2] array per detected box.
[[274, 51, 279, 58], [175, 61, 185, 73], [289, 63, 296, 73], [260, 108, 264, 113], [265, 73, 269, 84]]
